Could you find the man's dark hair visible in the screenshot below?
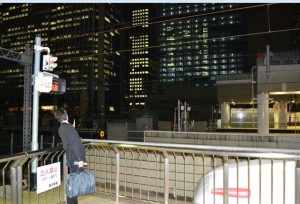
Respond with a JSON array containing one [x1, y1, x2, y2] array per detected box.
[[54, 108, 68, 123]]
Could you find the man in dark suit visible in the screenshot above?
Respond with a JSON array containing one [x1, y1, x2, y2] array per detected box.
[[54, 108, 87, 204]]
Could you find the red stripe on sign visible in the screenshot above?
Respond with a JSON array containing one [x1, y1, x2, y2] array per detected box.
[[211, 188, 251, 198]]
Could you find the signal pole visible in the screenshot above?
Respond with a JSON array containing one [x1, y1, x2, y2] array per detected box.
[[32, 36, 41, 154], [30, 36, 42, 190], [31, 36, 62, 190]]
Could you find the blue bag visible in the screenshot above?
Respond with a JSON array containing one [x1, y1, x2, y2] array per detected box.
[[66, 170, 95, 198]]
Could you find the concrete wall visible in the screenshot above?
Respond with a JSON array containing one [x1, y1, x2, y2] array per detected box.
[[257, 64, 300, 93], [145, 131, 300, 150], [107, 121, 128, 140], [136, 117, 153, 131], [158, 121, 172, 131], [216, 74, 252, 104]]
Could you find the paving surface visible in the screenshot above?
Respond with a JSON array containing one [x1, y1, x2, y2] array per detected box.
[[78, 193, 154, 204]]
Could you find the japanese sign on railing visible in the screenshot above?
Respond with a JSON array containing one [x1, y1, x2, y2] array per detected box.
[[37, 162, 61, 194]]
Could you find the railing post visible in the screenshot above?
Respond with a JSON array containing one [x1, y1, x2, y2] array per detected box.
[[16, 166, 23, 204], [296, 160, 300, 204], [223, 156, 229, 204], [10, 167, 17, 204], [112, 147, 120, 202], [63, 153, 67, 202], [162, 150, 169, 204]]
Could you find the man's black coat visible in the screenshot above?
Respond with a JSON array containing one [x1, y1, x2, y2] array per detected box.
[[58, 122, 87, 167]]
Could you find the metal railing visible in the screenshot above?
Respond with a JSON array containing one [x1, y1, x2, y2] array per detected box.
[[1, 140, 300, 204], [0, 147, 67, 204], [84, 140, 300, 204]]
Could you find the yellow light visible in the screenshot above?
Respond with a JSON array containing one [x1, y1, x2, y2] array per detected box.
[[117, 144, 137, 148], [269, 91, 300, 95]]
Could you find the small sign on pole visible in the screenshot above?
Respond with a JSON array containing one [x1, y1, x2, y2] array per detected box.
[[37, 162, 61, 194], [36, 72, 53, 93]]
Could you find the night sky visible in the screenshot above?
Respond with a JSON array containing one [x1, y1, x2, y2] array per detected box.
[[0, 3, 298, 71], [246, 4, 293, 50]]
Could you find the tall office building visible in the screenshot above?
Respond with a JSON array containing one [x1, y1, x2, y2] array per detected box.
[[146, 3, 249, 121], [0, 4, 51, 125], [290, 4, 300, 49], [0, 3, 124, 128], [159, 3, 248, 87], [128, 5, 158, 114], [49, 4, 124, 127]]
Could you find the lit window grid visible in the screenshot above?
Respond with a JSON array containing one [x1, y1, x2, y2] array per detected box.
[[162, 3, 237, 15], [132, 8, 149, 27], [159, 3, 246, 82]]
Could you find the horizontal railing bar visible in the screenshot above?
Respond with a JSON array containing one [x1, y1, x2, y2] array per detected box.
[[83, 139, 300, 159], [145, 130, 300, 137], [2, 139, 300, 164], [0, 147, 64, 163]]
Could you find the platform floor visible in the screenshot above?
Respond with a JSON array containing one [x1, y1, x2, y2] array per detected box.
[[78, 193, 154, 204]]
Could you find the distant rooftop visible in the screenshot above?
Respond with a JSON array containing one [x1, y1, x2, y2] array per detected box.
[[257, 51, 300, 66], [214, 74, 252, 82]]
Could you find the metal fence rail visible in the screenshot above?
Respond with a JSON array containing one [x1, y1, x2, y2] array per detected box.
[[1, 140, 300, 204], [0, 148, 69, 204], [84, 140, 300, 204]]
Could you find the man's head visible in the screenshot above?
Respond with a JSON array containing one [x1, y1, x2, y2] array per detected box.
[[54, 108, 68, 123]]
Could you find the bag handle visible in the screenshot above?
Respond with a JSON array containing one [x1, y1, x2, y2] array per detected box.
[[74, 161, 88, 173], [74, 161, 88, 166]]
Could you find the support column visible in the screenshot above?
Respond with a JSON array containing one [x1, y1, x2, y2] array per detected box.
[[278, 102, 288, 129], [257, 93, 269, 134], [273, 104, 279, 129], [221, 102, 230, 128], [178, 100, 181, 132]]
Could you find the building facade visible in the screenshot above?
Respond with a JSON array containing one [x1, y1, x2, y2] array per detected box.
[[128, 5, 159, 115], [146, 3, 248, 121], [0, 3, 125, 128], [158, 3, 248, 87]]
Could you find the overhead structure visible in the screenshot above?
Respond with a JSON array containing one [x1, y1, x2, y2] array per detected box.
[[0, 45, 33, 151]]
